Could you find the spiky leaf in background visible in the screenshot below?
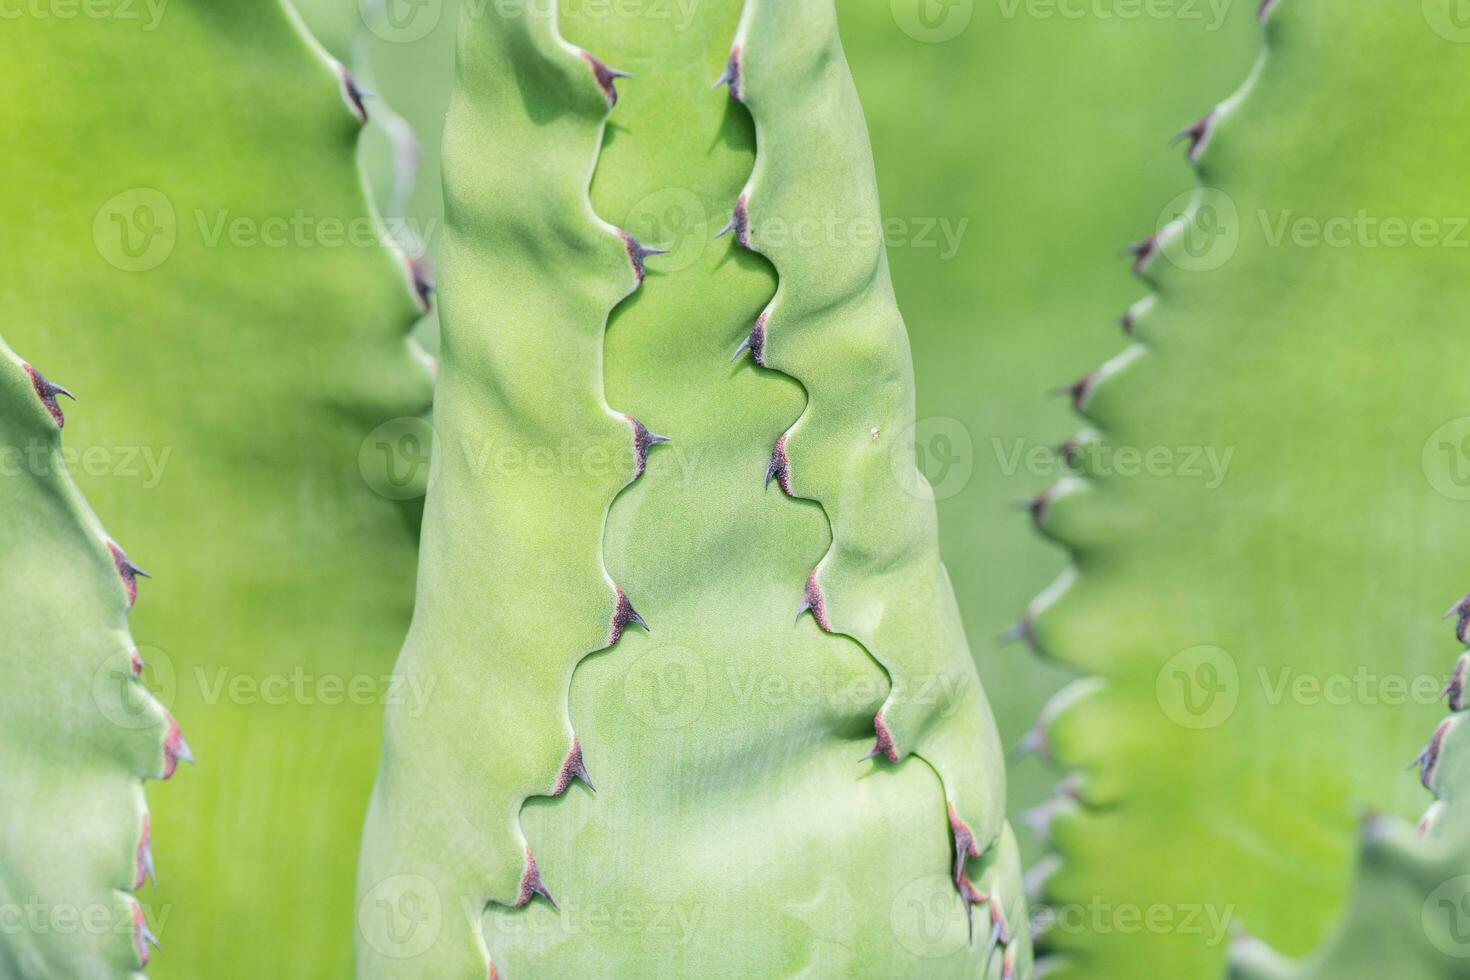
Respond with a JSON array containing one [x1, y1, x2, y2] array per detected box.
[[837, 0, 1259, 863], [1229, 600, 1470, 979], [358, 0, 1027, 976], [0, 339, 183, 978], [1024, 0, 1470, 976], [293, 0, 1263, 867], [295, 0, 453, 349], [0, 1, 431, 976]]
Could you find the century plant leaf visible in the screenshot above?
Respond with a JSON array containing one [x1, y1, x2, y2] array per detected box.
[[834, 1, 1260, 863], [293, 0, 454, 353], [1025, 1, 1470, 976], [1229, 601, 1470, 979], [0, 2, 431, 976], [357, 0, 1027, 976], [0, 339, 179, 978], [287, 0, 1263, 867]]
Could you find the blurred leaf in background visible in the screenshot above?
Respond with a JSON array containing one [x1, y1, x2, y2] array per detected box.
[[1, 3, 431, 977], [837, 0, 1258, 863]]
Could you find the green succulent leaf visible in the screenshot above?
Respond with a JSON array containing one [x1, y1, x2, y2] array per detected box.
[[290, 0, 1267, 876], [358, 0, 1027, 976], [833, 1, 1261, 866], [1229, 602, 1470, 980], [0, 1, 431, 976], [0, 339, 179, 979], [1025, 1, 1470, 976]]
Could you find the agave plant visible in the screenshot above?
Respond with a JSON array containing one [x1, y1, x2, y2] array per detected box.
[[0, 2, 430, 977], [13, 0, 1470, 977], [355, 0, 1029, 976], [841, 0, 1260, 863], [1229, 597, 1470, 978], [300, 0, 1265, 872], [1023, 0, 1470, 976], [0, 339, 182, 977]]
